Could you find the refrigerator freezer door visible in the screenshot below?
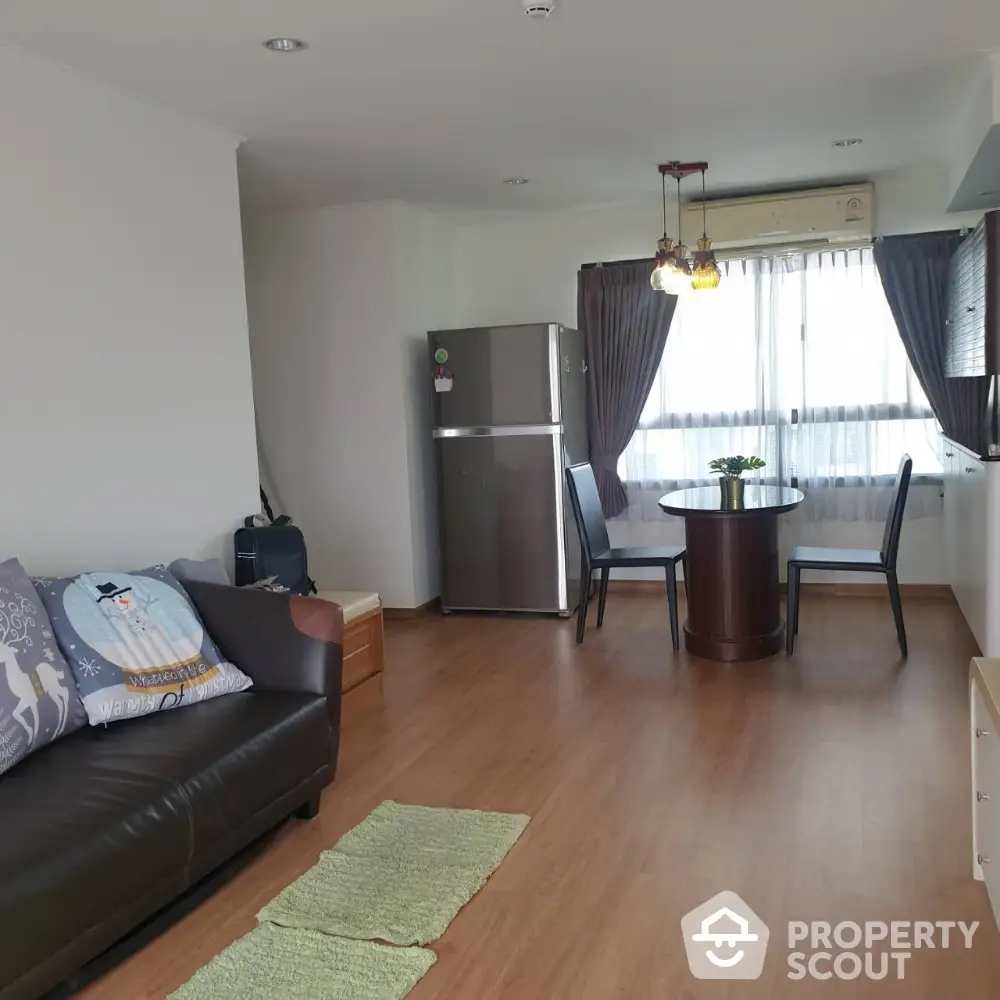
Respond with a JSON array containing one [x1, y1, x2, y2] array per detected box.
[[429, 325, 561, 429], [436, 429, 567, 612], [558, 326, 588, 466]]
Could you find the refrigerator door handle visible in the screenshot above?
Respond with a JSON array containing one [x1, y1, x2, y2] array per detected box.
[[433, 425, 562, 439], [551, 432, 569, 610], [548, 324, 562, 423]]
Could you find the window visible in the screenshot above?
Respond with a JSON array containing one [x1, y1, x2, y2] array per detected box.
[[620, 247, 940, 520]]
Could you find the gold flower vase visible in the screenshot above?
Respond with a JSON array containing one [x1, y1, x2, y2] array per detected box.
[[719, 477, 745, 506]]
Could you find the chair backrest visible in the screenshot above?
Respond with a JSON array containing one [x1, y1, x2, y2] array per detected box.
[[565, 463, 611, 564], [881, 453, 913, 569]]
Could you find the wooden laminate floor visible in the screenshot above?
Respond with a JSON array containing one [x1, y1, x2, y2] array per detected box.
[[80, 592, 999, 999]]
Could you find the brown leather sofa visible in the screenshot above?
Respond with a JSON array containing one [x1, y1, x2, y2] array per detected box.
[[0, 583, 343, 1000]]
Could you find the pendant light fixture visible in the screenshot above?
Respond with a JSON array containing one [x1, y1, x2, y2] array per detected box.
[[690, 168, 722, 290], [650, 170, 676, 292], [650, 161, 720, 293]]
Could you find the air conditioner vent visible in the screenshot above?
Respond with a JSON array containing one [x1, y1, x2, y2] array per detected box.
[[680, 183, 874, 253]]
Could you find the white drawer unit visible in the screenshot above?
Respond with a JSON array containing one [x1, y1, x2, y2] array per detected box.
[[971, 659, 1000, 931], [944, 440, 1000, 655]]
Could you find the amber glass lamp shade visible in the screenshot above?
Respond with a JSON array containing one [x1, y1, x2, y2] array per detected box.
[[690, 236, 722, 290]]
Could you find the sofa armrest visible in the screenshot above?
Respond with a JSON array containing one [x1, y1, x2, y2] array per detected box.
[[182, 582, 343, 733]]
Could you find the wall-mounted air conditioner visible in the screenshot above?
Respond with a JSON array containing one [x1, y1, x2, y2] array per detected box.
[[680, 182, 874, 254]]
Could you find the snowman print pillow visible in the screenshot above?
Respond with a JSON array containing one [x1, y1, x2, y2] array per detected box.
[[38, 565, 252, 726]]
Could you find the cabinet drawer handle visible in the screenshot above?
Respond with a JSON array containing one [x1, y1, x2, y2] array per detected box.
[[978, 728, 993, 738], [980, 854, 992, 865], [979, 792, 991, 802], [945, 451, 954, 457], [966, 466, 977, 474]]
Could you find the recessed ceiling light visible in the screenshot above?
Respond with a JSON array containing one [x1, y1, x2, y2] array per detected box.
[[503, 177, 531, 186], [263, 37, 307, 53], [831, 138, 863, 148]]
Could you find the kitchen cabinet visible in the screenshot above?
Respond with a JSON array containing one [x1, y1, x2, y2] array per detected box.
[[942, 438, 1000, 655], [971, 659, 1000, 931]]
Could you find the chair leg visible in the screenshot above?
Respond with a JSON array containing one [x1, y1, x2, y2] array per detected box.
[[597, 567, 610, 628], [665, 562, 680, 652], [887, 570, 907, 657], [681, 552, 689, 597], [793, 566, 801, 635], [786, 564, 800, 654], [576, 566, 590, 644]]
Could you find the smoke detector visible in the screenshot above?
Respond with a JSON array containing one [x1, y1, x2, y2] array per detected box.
[[523, 0, 555, 18]]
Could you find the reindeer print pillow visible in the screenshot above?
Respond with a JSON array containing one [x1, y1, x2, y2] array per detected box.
[[0, 558, 87, 775], [38, 565, 252, 727]]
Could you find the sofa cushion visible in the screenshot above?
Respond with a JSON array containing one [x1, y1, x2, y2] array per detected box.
[[37, 565, 252, 726], [0, 690, 331, 997], [0, 729, 192, 994], [77, 691, 333, 880], [0, 558, 88, 776]]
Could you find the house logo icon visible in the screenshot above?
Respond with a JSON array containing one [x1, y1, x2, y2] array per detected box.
[[681, 891, 770, 980]]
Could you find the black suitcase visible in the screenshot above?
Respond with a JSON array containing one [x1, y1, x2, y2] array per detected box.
[[234, 491, 316, 595]]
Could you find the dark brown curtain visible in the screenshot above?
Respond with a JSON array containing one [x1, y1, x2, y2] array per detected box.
[[874, 231, 989, 455], [578, 261, 678, 517]]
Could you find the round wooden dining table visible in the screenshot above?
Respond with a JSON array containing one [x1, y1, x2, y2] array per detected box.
[[658, 485, 805, 661]]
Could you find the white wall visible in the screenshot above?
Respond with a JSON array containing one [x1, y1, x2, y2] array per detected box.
[[451, 166, 977, 584], [244, 201, 455, 608], [0, 44, 259, 576], [393, 204, 458, 604]]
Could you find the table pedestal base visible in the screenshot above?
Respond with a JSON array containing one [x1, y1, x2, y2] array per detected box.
[[684, 621, 784, 661], [683, 511, 783, 662]]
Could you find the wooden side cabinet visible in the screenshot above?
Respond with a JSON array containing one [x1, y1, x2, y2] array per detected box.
[[315, 591, 385, 694]]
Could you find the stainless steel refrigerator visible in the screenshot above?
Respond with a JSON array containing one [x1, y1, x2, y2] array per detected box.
[[429, 323, 588, 614]]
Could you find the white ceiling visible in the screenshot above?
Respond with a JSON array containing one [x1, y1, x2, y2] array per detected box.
[[2, 0, 999, 211]]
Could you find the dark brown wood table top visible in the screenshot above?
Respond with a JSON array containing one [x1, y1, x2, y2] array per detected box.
[[658, 484, 805, 516]]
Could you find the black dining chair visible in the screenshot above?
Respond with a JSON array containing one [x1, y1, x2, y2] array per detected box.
[[565, 462, 686, 648], [786, 454, 913, 656]]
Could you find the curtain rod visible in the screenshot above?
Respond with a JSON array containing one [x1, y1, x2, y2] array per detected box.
[[582, 231, 969, 271], [582, 230, 969, 270], [580, 257, 652, 270]]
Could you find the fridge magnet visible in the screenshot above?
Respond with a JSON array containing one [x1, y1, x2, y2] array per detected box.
[[433, 348, 449, 364], [433, 364, 453, 393]]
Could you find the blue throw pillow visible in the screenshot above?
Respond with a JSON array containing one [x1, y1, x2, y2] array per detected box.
[[0, 558, 88, 773], [37, 565, 252, 726]]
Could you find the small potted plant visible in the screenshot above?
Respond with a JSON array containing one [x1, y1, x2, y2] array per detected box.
[[708, 455, 766, 505]]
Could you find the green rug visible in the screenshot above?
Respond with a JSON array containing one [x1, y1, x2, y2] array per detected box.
[[167, 923, 435, 1000], [170, 801, 529, 999], [259, 800, 530, 946]]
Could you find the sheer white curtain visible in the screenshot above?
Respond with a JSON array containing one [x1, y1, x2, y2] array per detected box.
[[619, 247, 941, 522]]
